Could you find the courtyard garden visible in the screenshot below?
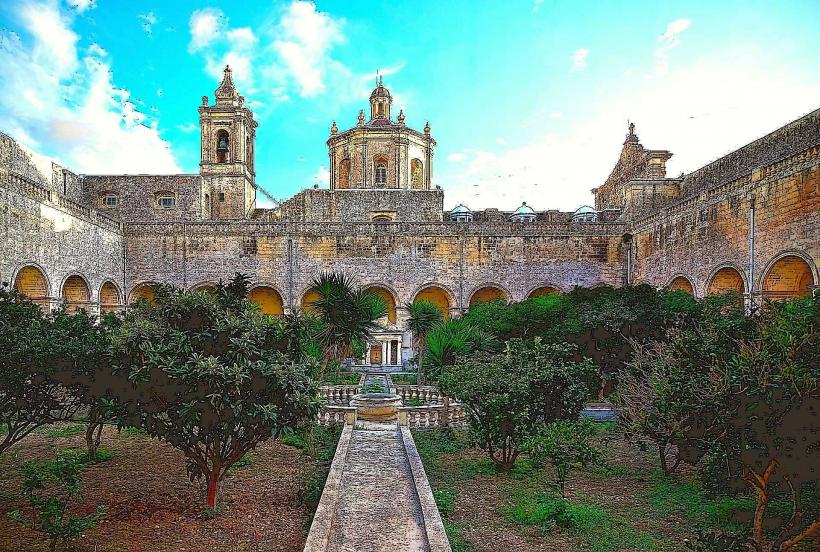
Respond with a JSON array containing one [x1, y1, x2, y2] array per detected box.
[[0, 270, 817, 551]]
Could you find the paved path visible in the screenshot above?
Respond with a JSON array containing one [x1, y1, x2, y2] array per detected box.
[[326, 421, 429, 552]]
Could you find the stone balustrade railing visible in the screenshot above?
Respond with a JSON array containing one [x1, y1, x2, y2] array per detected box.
[[391, 385, 444, 404], [319, 385, 360, 405], [317, 405, 357, 427], [398, 403, 468, 430]]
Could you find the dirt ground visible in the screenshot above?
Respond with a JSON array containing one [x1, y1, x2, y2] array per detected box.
[[0, 424, 314, 552]]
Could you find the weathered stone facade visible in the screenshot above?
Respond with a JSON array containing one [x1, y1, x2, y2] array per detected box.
[[1, 68, 818, 366]]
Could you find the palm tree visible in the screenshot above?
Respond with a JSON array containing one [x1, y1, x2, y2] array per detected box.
[[308, 271, 386, 379], [405, 300, 444, 384]]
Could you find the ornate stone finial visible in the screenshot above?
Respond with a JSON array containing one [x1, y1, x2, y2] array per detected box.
[[424, 121, 431, 135], [201, 95, 208, 106], [397, 109, 405, 125], [215, 65, 238, 103], [330, 120, 338, 135], [624, 119, 639, 144], [239, 95, 245, 106], [357, 109, 365, 125]]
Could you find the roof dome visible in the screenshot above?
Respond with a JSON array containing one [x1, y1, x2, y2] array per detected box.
[[512, 202, 535, 216], [572, 205, 598, 222], [370, 79, 391, 100], [573, 205, 596, 214], [450, 204, 472, 214]]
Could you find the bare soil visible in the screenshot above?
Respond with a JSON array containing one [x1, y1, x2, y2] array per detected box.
[[0, 424, 314, 552]]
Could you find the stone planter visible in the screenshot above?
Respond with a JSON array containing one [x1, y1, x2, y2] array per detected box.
[[350, 393, 402, 422]]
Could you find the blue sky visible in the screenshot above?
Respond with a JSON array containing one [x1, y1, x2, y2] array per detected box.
[[1, 0, 819, 210]]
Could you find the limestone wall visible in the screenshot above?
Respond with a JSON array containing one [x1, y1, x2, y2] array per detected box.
[[82, 174, 204, 222], [631, 143, 820, 296], [276, 188, 444, 222]]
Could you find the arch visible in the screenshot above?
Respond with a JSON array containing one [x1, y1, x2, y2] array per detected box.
[[410, 158, 423, 190], [469, 285, 509, 307], [374, 155, 388, 186], [301, 288, 321, 314], [130, 283, 157, 304], [413, 285, 452, 318], [62, 274, 90, 313], [762, 254, 815, 300], [707, 265, 746, 296], [13, 265, 49, 308], [216, 129, 230, 163], [190, 282, 217, 293], [99, 281, 122, 314], [667, 275, 695, 295], [528, 286, 561, 299], [248, 286, 285, 316], [338, 159, 351, 189], [365, 286, 397, 324]]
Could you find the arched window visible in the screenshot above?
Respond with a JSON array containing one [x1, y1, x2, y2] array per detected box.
[[216, 130, 230, 163], [414, 286, 451, 319], [99, 281, 121, 314], [365, 286, 397, 324], [301, 288, 322, 314], [62, 275, 90, 313], [762, 255, 814, 300], [707, 267, 745, 296], [469, 286, 508, 307], [248, 286, 284, 316], [375, 158, 388, 186], [372, 215, 392, 222], [338, 159, 351, 189], [411, 159, 423, 189], [14, 265, 49, 309], [130, 284, 156, 305], [667, 276, 694, 295], [528, 286, 560, 299]]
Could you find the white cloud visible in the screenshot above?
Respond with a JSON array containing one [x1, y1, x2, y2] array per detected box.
[[311, 165, 330, 187], [68, 0, 95, 12], [654, 18, 691, 75], [177, 122, 197, 133], [272, 1, 344, 96], [532, 0, 544, 13], [138, 12, 157, 36], [496, 137, 508, 145], [439, 53, 820, 212], [447, 152, 467, 162], [0, 1, 180, 174], [571, 48, 589, 72], [188, 8, 224, 52]]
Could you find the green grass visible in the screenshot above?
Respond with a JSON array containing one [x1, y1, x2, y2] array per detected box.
[[391, 374, 418, 385], [403, 398, 425, 407], [226, 453, 253, 476], [45, 423, 85, 438], [321, 371, 361, 385], [504, 489, 657, 551], [411, 430, 469, 474], [443, 520, 473, 552], [120, 426, 148, 438], [433, 487, 457, 517]]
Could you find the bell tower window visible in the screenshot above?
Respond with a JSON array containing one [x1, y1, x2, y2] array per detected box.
[[216, 130, 230, 163], [375, 159, 387, 185]]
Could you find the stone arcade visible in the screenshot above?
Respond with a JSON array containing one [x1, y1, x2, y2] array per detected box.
[[1, 67, 818, 369]]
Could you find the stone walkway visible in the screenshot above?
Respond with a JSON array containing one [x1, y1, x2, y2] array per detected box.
[[326, 421, 429, 552]]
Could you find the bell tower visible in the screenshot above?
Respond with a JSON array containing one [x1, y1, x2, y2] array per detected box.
[[199, 66, 258, 219]]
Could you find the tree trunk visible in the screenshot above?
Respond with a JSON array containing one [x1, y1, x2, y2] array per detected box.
[[206, 472, 219, 509], [85, 407, 103, 461], [416, 347, 425, 386]]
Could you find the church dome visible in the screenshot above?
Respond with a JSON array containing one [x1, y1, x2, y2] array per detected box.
[[449, 204, 473, 222], [370, 80, 392, 100], [572, 205, 598, 222], [510, 202, 536, 222]]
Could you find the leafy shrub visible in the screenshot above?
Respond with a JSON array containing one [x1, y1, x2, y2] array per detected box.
[[524, 419, 601, 497], [7, 450, 107, 552]]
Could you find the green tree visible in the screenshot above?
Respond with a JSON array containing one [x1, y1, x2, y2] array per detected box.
[[8, 450, 107, 552], [439, 338, 595, 471], [524, 419, 601, 497], [106, 274, 320, 509], [307, 271, 386, 378], [405, 300, 443, 384], [425, 317, 499, 381]]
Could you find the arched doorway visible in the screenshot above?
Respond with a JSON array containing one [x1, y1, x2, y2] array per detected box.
[[414, 286, 451, 318], [365, 286, 397, 324], [191, 283, 217, 294], [528, 286, 560, 299], [707, 267, 745, 296], [62, 275, 90, 313], [99, 281, 122, 314], [248, 286, 284, 316], [667, 276, 694, 295], [14, 265, 49, 309], [301, 288, 321, 314], [130, 283, 156, 304], [469, 286, 508, 307], [762, 255, 814, 299]]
